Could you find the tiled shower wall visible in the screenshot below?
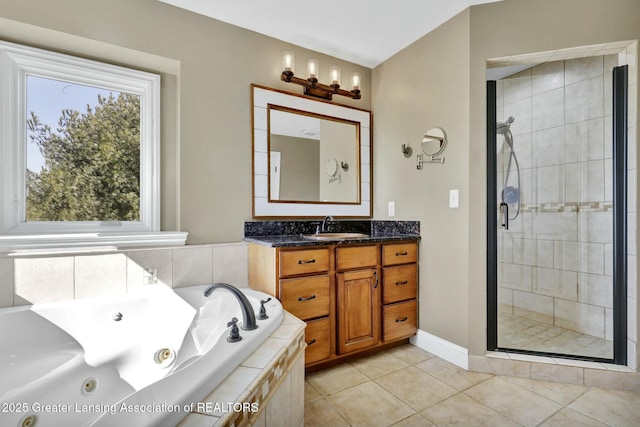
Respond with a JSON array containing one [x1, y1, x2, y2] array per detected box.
[[497, 45, 637, 365], [0, 242, 248, 307]]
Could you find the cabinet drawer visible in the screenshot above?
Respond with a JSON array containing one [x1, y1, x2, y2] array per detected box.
[[382, 264, 417, 304], [279, 248, 330, 277], [305, 317, 331, 364], [383, 300, 417, 342], [382, 242, 417, 266], [279, 275, 330, 321], [336, 245, 377, 271]]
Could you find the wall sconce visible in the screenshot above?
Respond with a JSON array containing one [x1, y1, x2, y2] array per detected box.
[[281, 51, 361, 101]]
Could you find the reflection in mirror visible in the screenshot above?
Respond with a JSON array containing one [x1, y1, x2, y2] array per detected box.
[[326, 158, 338, 177], [268, 106, 359, 203], [421, 128, 447, 156]]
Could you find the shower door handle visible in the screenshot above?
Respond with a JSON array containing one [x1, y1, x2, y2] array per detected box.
[[500, 202, 509, 230]]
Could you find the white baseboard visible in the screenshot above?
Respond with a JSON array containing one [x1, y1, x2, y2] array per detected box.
[[410, 329, 469, 370]]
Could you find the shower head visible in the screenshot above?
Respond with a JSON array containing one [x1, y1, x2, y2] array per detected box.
[[496, 116, 515, 134], [497, 116, 515, 149]]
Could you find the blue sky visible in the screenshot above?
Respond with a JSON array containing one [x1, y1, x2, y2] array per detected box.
[[26, 75, 117, 172]]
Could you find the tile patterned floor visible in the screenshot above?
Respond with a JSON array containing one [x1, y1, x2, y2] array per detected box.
[[304, 344, 640, 427], [498, 311, 613, 359]]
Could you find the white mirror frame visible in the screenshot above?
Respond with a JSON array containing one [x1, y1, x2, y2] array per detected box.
[[251, 84, 372, 218]]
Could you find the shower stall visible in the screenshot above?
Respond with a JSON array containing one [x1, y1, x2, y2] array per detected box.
[[487, 49, 631, 363]]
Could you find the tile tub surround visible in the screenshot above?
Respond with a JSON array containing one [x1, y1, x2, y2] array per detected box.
[[243, 220, 420, 247], [496, 50, 637, 359], [178, 312, 306, 427], [0, 242, 250, 307]]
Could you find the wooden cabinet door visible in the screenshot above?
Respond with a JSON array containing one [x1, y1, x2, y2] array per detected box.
[[336, 268, 380, 354], [305, 317, 331, 364]]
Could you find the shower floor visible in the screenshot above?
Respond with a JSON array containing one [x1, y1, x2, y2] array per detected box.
[[498, 311, 613, 359]]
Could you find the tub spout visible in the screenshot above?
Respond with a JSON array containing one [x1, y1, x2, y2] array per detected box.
[[203, 283, 258, 330]]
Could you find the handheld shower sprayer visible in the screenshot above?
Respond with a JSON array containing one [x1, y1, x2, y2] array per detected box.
[[497, 116, 520, 223]]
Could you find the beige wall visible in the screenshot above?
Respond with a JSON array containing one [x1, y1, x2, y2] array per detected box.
[[373, 10, 472, 348], [373, 0, 640, 359], [0, 0, 371, 243]]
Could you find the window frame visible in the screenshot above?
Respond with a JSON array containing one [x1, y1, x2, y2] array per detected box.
[[0, 40, 160, 238]]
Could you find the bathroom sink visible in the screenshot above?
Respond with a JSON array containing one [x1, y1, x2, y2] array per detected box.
[[303, 232, 369, 240]]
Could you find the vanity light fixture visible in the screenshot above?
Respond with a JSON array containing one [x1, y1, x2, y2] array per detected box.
[[281, 51, 361, 101]]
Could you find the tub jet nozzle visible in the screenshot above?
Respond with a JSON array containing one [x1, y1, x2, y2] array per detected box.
[[19, 414, 36, 427], [81, 377, 98, 396], [154, 348, 176, 367]]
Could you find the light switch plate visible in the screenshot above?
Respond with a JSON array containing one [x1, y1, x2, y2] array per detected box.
[[449, 189, 459, 208], [388, 201, 395, 216]]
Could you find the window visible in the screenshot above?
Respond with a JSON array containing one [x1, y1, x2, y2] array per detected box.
[[0, 41, 183, 250]]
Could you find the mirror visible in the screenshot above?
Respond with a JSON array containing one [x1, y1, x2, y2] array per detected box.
[[326, 158, 339, 177], [417, 127, 447, 168], [268, 106, 359, 203], [252, 84, 372, 218], [422, 127, 447, 157]]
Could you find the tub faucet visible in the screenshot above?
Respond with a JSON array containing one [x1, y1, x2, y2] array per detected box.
[[203, 283, 258, 331], [321, 215, 334, 232]]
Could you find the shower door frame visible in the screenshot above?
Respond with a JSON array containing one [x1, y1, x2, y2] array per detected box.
[[486, 65, 628, 365]]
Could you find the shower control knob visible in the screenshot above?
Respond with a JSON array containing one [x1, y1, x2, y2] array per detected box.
[[257, 297, 272, 320]]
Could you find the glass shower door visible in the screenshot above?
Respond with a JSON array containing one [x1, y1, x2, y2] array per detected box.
[[490, 55, 627, 361]]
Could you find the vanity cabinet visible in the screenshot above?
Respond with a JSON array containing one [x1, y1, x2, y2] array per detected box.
[[248, 240, 418, 368]]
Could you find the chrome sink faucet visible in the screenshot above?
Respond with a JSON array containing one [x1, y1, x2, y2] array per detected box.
[[203, 283, 258, 330], [321, 215, 334, 233]]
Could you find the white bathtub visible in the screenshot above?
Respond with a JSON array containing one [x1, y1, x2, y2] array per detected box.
[[0, 284, 283, 427]]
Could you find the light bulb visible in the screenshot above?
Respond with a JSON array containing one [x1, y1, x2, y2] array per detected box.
[[329, 66, 341, 85], [351, 72, 361, 90], [307, 59, 318, 79], [282, 51, 294, 72]]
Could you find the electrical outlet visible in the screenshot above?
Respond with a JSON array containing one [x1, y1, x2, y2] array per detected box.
[[449, 189, 459, 208], [144, 267, 158, 285], [388, 201, 395, 216]]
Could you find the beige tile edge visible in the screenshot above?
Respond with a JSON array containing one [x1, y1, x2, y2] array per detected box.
[[416, 329, 639, 391], [469, 353, 640, 391], [179, 313, 306, 427]]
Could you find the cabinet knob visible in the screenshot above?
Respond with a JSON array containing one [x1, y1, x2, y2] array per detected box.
[[395, 316, 408, 323], [395, 280, 409, 286], [396, 251, 408, 256], [298, 294, 317, 301], [298, 259, 316, 264], [306, 338, 317, 346]]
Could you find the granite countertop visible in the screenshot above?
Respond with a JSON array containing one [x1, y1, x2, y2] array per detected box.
[[243, 220, 420, 248]]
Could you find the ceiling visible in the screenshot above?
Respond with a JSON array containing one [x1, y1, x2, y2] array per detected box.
[[158, 0, 502, 68]]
